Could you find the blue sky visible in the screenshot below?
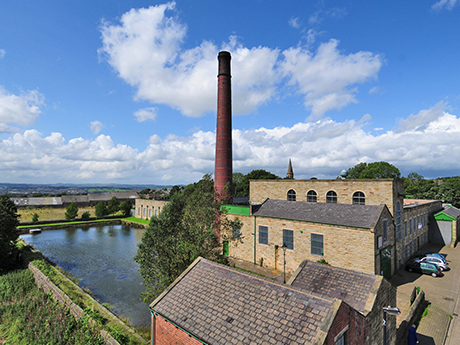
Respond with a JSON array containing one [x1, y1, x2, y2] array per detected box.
[[1, 0, 460, 185]]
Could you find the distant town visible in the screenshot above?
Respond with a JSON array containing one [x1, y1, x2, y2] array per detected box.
[[0, 183, 173, 197]]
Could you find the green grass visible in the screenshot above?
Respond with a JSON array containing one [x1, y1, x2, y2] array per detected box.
[[124, 217, 150, 225], [30, 260, 146, 345], [0, 269, 104, 345]]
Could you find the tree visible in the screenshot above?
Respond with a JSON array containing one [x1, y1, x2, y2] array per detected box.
[[0, 195, 20, 270], [65, 202, 79, 220], [81, 211, 91, 219], [119, 200, 132, 216], [32, 213, 39, 222], [233, 169, 280, 197], [437, 177, 460, 208], [169, 185, 182, 199], [95, 201, 108, 217], [107, 197, 120, 215], [346, 162, 401, 179], [134, 174, 241, 302]]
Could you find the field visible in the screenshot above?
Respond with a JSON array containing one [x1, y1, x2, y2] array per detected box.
[[18, 206, 97, 222]]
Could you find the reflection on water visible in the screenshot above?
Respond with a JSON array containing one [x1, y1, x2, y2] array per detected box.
[[21, 224, 149, 327]]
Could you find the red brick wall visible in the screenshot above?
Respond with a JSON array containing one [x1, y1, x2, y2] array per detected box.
[[153, 313, 203, 345], [325, 302, 368, 345]]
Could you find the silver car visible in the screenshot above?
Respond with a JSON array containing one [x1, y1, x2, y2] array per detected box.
[[420, 256, 449, 271]]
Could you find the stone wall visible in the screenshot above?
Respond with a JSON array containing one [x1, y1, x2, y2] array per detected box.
[[28, 263, 147, 345], [250, 179, 401, 214], [135, 199, 169, 220], [396, 290, 426, 345], [367, 277, 398, 345], [228, 214, 376, 275]]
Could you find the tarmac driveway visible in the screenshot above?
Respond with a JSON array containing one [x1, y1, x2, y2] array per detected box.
[[391, 243, 460, 345]]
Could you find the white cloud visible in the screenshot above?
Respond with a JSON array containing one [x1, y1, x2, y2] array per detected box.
[[0, 49, 5, 59], [90, 120, 105, 134], [280, 39, 382, 118], [289, 17, 300, 29], [99, 3, 381, 119], [134, 107, 158, 122], [2, 103, 460, 183], [0, 87, 44, 133], [396, 101, 446, 133], [432, 0, 458, 10]]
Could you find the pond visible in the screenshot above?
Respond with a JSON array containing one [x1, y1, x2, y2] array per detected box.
[[21, 224, 150, 327]]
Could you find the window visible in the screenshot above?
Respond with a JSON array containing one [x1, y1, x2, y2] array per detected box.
[[232, 223, 242, 239], [326, 191, 337, 203], [155, 209, 158, 217], [396, 202, 401, 241], [311, 234, 324, 256], [404, 221, 408, 237], [335, 334, 345, 345], [383, 220, 388, 241], [137, 207, 140, 215], [143, 208, 146, 217], [352, 191, 365, 205], [149, 208, 152, 218], [409, 219, 412, 235], [334, 326, 348, 345], [259, 226, 268, 245], [405, 245, 409, 259], [283, 229, 294, 250], [307, 190, 317, 202], [287, 189, 296, 201]]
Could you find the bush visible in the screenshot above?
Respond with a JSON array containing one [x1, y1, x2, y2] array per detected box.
[[65, 202, 79, 220], [32, 213, 39, 222], [81, 211, 91, 219], [95, 201, 108, 218]]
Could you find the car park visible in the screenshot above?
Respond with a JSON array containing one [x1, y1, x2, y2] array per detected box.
[[405, 259, 443, 277]]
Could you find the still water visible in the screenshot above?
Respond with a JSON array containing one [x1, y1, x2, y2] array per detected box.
[[21, 224, 150, 327]]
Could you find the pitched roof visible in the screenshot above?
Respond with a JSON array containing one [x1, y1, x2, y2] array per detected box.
[[253, 199, 384, 229], [289, 261, 380, 315], [442, 206, 460, 218], [150, 258, 340, 345]]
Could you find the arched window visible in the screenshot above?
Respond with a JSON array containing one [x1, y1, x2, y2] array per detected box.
[[287, 189, 296, 201], [352, 192, 365, 205], [307, 190, 317, 202], [326, 191, 337, 203], [396, 202, 402, 241]]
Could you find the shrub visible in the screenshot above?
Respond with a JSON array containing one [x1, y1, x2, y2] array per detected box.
[[32, 213, 39, 222], [81, 211, 91, 219], [65, 202, 79, 220]]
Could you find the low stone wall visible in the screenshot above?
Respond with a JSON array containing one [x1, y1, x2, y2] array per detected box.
[[29, 263, 147, 344], [396, 289, 426, 345]]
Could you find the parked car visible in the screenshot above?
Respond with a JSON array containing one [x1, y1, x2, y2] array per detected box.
[[414, 254, 449, 271], [405, 259, 442, 277]]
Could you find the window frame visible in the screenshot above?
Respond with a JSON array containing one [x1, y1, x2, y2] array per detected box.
[[326, 191, 337, 203], [352, 191, 365, 205], [383, 219, 388, 242], [282, 229, 294, 250], [259, 226, 269, 245], [307, 190, 317, 202], [287, 189, 296, 201], [311, 233, 324, 256]]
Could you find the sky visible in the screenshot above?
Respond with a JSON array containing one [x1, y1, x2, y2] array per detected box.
[[1, 0, 460, 185]]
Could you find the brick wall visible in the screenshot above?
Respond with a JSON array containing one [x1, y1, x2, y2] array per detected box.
[[154, 313, 203, 345], [325, 302, 367, 345]]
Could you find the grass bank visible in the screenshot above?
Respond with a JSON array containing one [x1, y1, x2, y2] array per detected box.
[[0, 269, 104, 344]]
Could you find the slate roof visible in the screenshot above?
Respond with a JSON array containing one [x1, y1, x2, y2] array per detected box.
[[289, 261, 379, 315], [441, 206, 460, 219], [253, 199, 385, 229], [150, 258, 339, 345]]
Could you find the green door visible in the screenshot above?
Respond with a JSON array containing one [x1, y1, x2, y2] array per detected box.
[[380, 246, 392, 280], [223, 241, 229, 256]]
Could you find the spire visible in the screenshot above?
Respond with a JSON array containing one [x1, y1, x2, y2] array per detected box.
[[287, 159, 294, 179]]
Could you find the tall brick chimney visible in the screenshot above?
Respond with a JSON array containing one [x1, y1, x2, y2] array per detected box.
[[214, 51, 233, 201]]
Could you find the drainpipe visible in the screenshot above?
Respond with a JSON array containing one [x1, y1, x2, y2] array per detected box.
[[253, 216, 257, 265], [274, 245, 278, 270], [149, 307, 155, 345]]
